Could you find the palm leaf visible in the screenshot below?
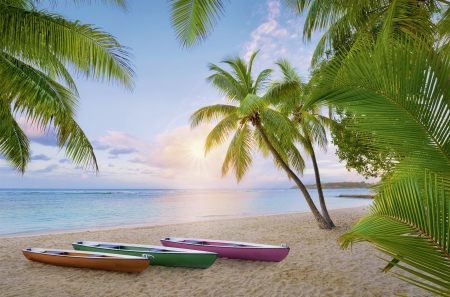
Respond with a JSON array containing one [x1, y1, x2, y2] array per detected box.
[[55, 115, 98, 171], [0, 102, 30, 174], [169, 0, 227, 48], [0, 4, 134, 89], [304, 35, 450, 178], [237, 94, 266, 117], [0, 52, 77, 130], [189, 104, 237, 128], [339, 173, 450, 295], [206, 63, 245, 101], [204, 113, 238, 155], [221, 123, 255, 182]]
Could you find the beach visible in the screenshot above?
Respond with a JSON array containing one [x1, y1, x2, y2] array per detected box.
[[0, 207, 427, 296]]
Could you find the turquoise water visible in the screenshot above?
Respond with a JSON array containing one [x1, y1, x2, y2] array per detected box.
[[0, 188, 373, 238]]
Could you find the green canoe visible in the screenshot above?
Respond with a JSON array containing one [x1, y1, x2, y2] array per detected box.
[[72, 241, 217, 268]]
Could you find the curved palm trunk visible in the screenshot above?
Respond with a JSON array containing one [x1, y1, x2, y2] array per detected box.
[[254, 123, 332, 229], [308, 140, 335, 227]]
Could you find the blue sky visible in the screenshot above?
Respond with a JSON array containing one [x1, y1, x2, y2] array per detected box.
[[0, 0, 378, 189]]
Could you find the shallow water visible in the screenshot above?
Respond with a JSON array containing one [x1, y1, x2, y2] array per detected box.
[[0, 188, 373, 237]]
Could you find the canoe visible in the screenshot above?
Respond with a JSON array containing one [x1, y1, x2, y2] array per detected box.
[[22, 248, 150, 272], [72, 241, 217, 268], [160, 237, 290, 262]]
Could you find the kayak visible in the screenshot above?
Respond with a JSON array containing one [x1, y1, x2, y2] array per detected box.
[[72, 241, 217, 268], [160, 237, 290, 262], [22, 248, 150, 272]]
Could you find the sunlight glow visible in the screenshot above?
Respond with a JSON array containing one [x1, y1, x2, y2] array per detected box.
[[187, 139, 206, 160]]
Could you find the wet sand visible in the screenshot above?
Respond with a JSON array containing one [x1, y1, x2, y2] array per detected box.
[[0, 207, 428, 296]]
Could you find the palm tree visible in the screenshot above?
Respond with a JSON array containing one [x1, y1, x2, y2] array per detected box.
[[0, 0, 134, 173], [267, 59, 335, 227], [190, 51, 333, 229], [304, 31, 450, 294]]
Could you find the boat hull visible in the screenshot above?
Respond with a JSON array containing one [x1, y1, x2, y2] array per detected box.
[[160, 238, 289, 262], [72, 242, 217, 268], [22, 248, 150, 272]]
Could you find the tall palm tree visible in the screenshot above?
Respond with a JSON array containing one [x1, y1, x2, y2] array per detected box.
[[267, 59, 335, 227], [190, 51, 333, 229], [304, 30, 450, 294], [0, 0, 134, 173]]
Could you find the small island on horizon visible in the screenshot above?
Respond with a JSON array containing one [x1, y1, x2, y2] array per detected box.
[[291, 181, 374, 189]]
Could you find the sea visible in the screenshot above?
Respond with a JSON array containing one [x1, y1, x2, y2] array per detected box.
[[0, 188, 373, 238]]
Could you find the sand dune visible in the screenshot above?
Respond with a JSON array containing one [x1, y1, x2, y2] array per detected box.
[[0, 207, 429, 296]]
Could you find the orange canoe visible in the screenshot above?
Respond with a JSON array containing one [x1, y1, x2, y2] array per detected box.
[[22, 248, 150, 273]]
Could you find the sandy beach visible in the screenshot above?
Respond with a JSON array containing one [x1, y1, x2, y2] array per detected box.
[[0, 207, 428, 296]]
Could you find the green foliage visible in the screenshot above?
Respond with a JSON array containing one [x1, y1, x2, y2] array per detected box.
[[330, 112, 399, 179], [286, 0, 443, 66], [339, 173, 450, 296], [169, 0, 228, 48], [304, 22, 450, 294], [0, 0, 134, 173]]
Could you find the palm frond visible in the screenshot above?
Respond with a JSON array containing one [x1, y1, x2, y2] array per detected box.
[[253, 68, 273, 95], [221, 123, 255, 182], [189, 104, 237, 128], [55, 115, 98, 171], [0, 102, 30, 174], [339, 173, 450, 295], [305, 35, 450, 177], [35, 0, 128, 11], [260, 108, 300, 144], [0, 4, 135, 89], [222, 54, 252, 93], [169, 0, 227, 48], [0, 52, 77, 131], [237, 94, 266, 117], [0, 53, 99, 171], [204, 113, 238, 155], [206, 63, 244, 101]]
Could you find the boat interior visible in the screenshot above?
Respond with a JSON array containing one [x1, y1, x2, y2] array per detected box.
[[182, 240, 246, 247], [25, 248, 114, 258], [77, 242, 167, 253]]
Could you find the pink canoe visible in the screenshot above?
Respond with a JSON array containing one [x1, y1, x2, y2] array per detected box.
[[160, 237, 289, 262]]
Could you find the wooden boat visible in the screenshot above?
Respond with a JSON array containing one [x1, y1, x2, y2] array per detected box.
[[72, 241, 217, 268], [22, 248, 150, 272], [160, 237, 290, 262]]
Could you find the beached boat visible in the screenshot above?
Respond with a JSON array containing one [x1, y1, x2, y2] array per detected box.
[[72, 241, 217, 268], [160, 237, 290, 262], [22, 248, 150, 272]]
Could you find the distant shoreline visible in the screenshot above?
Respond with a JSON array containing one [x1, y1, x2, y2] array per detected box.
[[291, 181, 374, 189]]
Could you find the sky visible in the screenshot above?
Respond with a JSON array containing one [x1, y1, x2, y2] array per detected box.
[[0, 0, 379, 189]]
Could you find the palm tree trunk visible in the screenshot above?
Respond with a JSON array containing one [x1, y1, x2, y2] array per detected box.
[[254, 123, 333, 229], [309, 140, 335, 227]]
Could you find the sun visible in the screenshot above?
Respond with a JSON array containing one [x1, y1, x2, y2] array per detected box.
[[186, 139, 206, 160]]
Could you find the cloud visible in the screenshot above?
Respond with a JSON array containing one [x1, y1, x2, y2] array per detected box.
[[16, 117, 58, 147], [108, 164, 115, 167], [109, 147, 138, 155], [35, 164, 58, 173], [98, 131, 149, 152], [128, 157, 146, 163], [243, 1, 290, 61], [31, 154, 51, 161], [91, 141, 111, 151], [107, 155, 120, 159], [59, 159, 70, 164]]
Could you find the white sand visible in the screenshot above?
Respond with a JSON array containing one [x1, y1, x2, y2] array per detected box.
[[0, 207, 430, 296]]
